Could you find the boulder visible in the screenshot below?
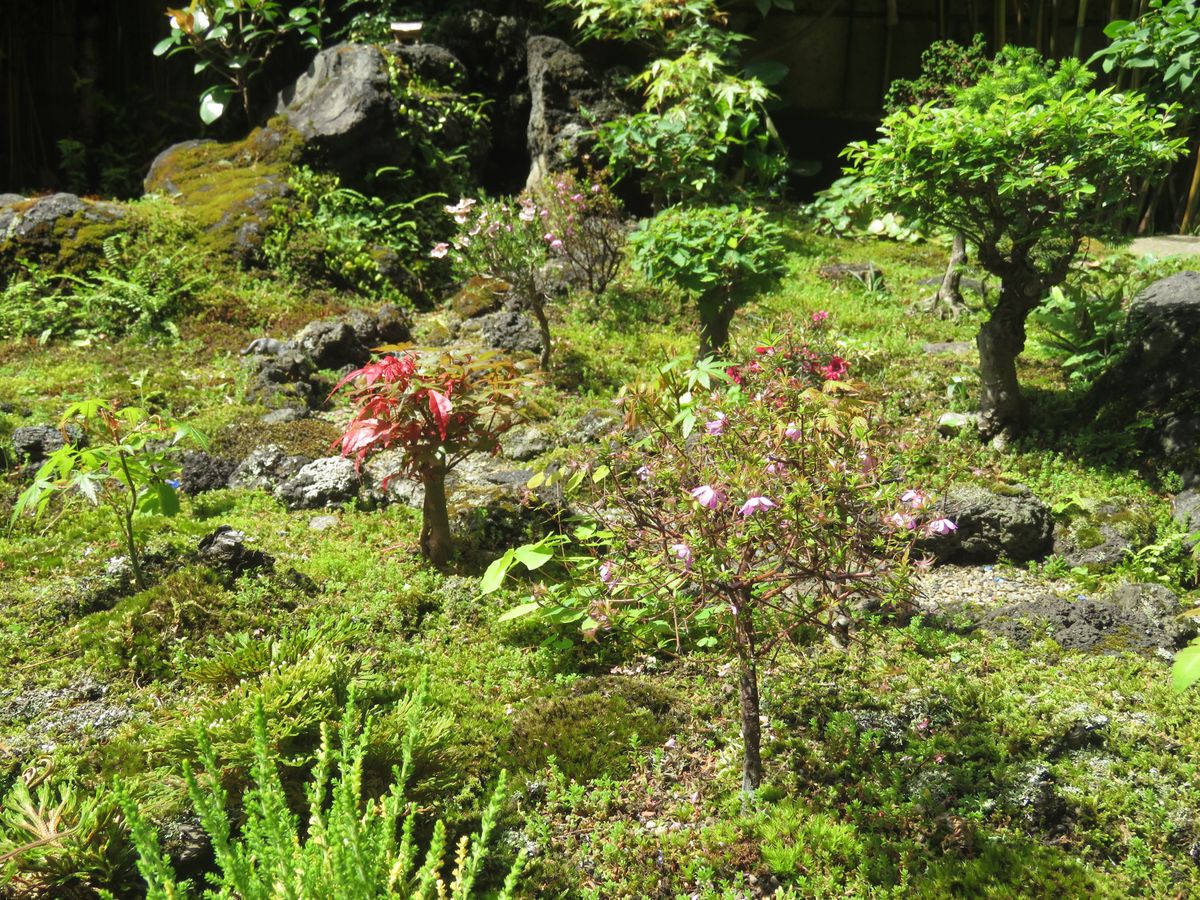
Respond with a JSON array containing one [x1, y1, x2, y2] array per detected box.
[[925, 485, 1053, 564], [275, 43, 400, 178], [0, 192, 128, 277], [574, 407, 622, 443], [1107, 582, 1196, 647], [11, 424, 82, 464], [144, 127, 299, 262], [294, 320, 369, 370], [180, 451, 237, 495], [503, 425, 552, 461], [525, 35, 623, 187], [1173, 489, 1200, 544], [276, 456, 359, 509], [228, 444, 312, 492], [246, 349, 318, 410], [461, 309, 542, 355], [197, 526, 273, 574], [1052, 497, 1155, 575]]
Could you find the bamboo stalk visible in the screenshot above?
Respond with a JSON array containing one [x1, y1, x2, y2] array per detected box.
[[1073, 0, 1090, 58], [1050, 0, 1061, 56]]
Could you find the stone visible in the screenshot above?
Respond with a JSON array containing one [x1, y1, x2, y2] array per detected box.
[[925, 484, 1053, 564], [247, 349, 318, 409], [574, 407, 622, 443], [11, 424, 83, 464], [1107, 582, 1196, 647], [451, 275, 509, 320], [228, 444, 312, 492], [1173, 489, 1200, 543], [276, 456, 359, 509], [179, 451, 237, 494], [275, 43, 400, 178], [309, 515, 340, 531], [260, 407, 309, 425], [0, 192, 128, 277], [198, 526, 273, 574], [503, 425, 552, 461], [922, 341, 974, 355], [1003, 764, 1070, 835], [1052, 496, 1155, 575], [389, 42, 466, 86], [294, 319, 370, 370], [817, 262, 884, 286], [462, 309, 543, 355], [525, 35, 623, 187], [936, 412, 977, 437]]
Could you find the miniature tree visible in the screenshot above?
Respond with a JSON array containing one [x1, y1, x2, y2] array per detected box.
[[489, 328, 939, 797], [627, 204, 785, 358], [849, 50, 1183, 440], [334, 350, 523, 568]]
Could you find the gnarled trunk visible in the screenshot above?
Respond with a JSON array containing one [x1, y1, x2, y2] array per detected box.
[[733, 596, 762, 799], [420, 463, 452, 568], [529, 296, 553, 369], [921, 231, 969, 319], [977, 278, 1039, 441], [698, 292, 736, 359]]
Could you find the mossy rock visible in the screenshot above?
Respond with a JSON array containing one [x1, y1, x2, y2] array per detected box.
[[143, 121, 304, 263], [505, 676, 678, 783], [213, 416, 341, 463], [0, 192, 130, 278]]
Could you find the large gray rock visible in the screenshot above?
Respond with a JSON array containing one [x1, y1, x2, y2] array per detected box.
[[1173, 489, 1200, 544], [228, 445, 312, 492], [294, 320, 369, 371], [525, 35, 623, 187], [925, 485, 1053, 564], [246, 349, 318, 410], [276, 456, 359, 509], [276, 43, 399, 177], [1052, 497, 1155, 575], [0, 193, 127, 272], [1107, 582, 1196, 648], [461, 309, 542, 355], [11, 424, 84, 464]]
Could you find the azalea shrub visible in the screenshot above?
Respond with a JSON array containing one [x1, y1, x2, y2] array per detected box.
[[334, 350, 524, 567], [489, 327, 942, 796], [431, 176, 624, 368], [12, 400, 207, 591]]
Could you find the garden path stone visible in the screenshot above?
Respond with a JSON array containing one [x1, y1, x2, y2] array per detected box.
[[1126, 235, 1200, 258], [276, 456, 359, 510]]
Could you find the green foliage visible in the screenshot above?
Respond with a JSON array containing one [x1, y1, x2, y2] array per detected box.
[[264, 166, 429, 300], [113, 685, 524, 898], [883, 33, 990, 112], [1093, 0, 1200, 105], [0, 780, 133, 896], [0, 228, 205, 343], [12, 399, 207, 590], [1029, 255, 1184, 386], [1175, 638, 1200, 691], [848, 51, 1183, 276], [153, 0, 327, 124], [628, 204, 785, 353], [803, 174, 924, 242]]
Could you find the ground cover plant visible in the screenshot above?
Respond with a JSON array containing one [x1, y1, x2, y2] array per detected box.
[[4, 9, 1200, 899]]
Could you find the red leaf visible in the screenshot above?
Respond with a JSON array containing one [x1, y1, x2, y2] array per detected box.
[[428, 389, 453, 440]]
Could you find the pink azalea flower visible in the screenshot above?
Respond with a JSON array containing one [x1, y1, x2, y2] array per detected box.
[[811, 309, 830, 325], [888, 511, 917, 531], [669, 543, 693, 566], [765, 460, 787, 476], [429, 242, 450, 259], [591, 183, 601, 193], [599, 561, 615, 584], [635, 465, 652, 481], [901, 489, 930, 510], [739, 495, 777, 517], [705, 413, 727, 436], [543, 232, 555, 242], [570, 193, 584, 202], [822, 356, 850, 381], [518, 204, 537, 222], [690, 485, 724, 509], [784, 422, 802, 441], [550, 238, 564, 251], [924, 517, 958, 537]]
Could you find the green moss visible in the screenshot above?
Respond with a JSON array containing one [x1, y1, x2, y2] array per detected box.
[[144, 121, 304, 258], [505, 676, 677, 783], [212, 416, 341, 462]]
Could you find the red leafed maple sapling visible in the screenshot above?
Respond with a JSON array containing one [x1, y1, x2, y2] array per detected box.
[[333, 350, 524, 567]]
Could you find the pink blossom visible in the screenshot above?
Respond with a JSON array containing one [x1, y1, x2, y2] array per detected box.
[[822, 356, 850, 381], [739, 495, 777, 517], [765, 460, 787, 476], [888, 512, 917, 531], [689, 485, 724, 509], [591, 183, 601, 193], [811, 309, 830, 325], [784, 422, 802, 441], [635, 465, 652, 481], [550, 239, 564, 251], [669, 543, 693, 566], [429, 242, 450, 259], [570, 193, 584, 202], [901, 489, 930, 510], [518, 204, 537, 222], [705, 412, 727, 436], [543, 232, 555, 242], [599, 561, 615, 584], [923, 517, 958, 537]]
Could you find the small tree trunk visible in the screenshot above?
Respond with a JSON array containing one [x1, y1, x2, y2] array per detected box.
[[733, 598, 763, 799], [420, 463, 453, 568], [530, 297, 552, 369], [977, 281, 1036, 441], [1180, 137, 1200, 234], [921, 231, 969, 319], [698, 293, 735, 359]]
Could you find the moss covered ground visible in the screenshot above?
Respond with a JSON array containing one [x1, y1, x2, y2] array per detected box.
[[1, 217, 1198, 898]]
